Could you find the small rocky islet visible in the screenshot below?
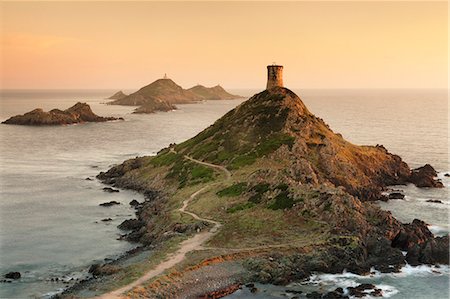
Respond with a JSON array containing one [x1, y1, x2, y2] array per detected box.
[[59, 66, 448, 298], [107, 77, 244, 114], [2, 102, 122, 126]]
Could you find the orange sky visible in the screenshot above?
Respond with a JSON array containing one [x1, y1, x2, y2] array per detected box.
[[0, 1, 447, 89]]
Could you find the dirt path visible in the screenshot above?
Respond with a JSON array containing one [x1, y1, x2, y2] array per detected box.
[[94, 155, 227, 299]]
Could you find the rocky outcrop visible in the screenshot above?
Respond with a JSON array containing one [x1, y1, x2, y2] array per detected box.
[[406, 235, 449, 265], [2, 102, 122, 126], [391, 219, 433, 251], [133, 100, 176, 114], [409, 164, 443, 188]]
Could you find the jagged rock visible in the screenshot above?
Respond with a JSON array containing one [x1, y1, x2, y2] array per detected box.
[[2, 102, 122, 126], [101, 218, 112, 222], [4, 272, 20, 279], [118, 219, 144, 231], [406, 235, 449, 265], [99, 201, 120, 207], [392, 219, 433, 251], [409, 164, 444, 188]]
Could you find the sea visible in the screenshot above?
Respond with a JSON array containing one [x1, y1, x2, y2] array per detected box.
[[0, 88, 448, 299]]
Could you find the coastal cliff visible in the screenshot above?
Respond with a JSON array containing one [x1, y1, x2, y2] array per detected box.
[[108, 78, 243, 113], [82, 86, 447, 298], [2, 102, 122, 126]]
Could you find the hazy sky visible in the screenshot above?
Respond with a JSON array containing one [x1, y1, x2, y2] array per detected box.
[[0, 1, 447, 89]]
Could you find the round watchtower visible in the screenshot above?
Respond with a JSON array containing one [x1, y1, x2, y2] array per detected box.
[[267, 65, 283, 89]]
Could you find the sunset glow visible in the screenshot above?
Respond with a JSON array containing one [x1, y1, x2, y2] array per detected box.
[[1, 1, 447, 89]]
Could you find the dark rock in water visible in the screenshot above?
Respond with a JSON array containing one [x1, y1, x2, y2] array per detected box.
[[409, 164, 444, 188], [426, 199, 443, 204], [407, 235, 449, 266], [306, 291, 322, 299], [250, 287, 258, 293], [4, 272, 21, 279], [129, 199, 140, 206], [388, 192, 405, 200], [103, 187, 119, 193], [392, 219, 433, 251], [101, 218, 112, 222], [286, 289, 302, 295], [99, 201, 120, 207], [347, 284, 378, 297], [444, 173, 450, 177], [323, 289, 348, 299], [85, 177, 93, 181], [245, 283, 255, 288], [118, 219, 144, 231], [88, 264, 120, 277], [2, 102, 122, 126]]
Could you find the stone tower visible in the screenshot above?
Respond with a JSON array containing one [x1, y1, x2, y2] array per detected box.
[[266, 65, 283, 89]]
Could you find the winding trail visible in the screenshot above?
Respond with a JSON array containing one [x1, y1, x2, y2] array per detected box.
[[94, 154, 228, 299]]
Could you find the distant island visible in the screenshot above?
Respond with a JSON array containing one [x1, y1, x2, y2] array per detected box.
[[2, 102, 122, 126], [107, 77, 244, 114], [62, 66, 448, 298]]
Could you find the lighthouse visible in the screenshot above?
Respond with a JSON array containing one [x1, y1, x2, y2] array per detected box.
[[266, 65, 283, 89]]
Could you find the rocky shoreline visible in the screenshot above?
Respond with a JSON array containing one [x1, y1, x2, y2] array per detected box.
[[55, 166, 448, 299]]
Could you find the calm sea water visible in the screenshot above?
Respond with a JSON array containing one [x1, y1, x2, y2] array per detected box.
[[0, 89, 448, 298]]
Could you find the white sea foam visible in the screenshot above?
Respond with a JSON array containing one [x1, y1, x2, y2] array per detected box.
[[306, 264, 449, 298]]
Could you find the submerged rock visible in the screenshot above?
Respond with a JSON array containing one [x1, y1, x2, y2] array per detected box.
[[99, 201, 120, 207], [388, 192, 405, 200], [426, 199, 443, 204], [103, 187, 119, 193]]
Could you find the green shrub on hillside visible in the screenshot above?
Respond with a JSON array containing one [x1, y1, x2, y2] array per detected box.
[[217, 182, 247, 197]]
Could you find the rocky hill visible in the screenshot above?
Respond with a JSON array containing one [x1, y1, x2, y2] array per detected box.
[[109, 78, 242, 113], [187, 84, 243, 101], [2, 102, 122, 126], [107, 90, 128, 100], [91, 86, 447, 298]]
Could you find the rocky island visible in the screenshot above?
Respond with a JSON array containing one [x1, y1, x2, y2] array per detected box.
[[2, 102, 122, 126], [61, 66, 447, 299], [108, 76, 243, 114]]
